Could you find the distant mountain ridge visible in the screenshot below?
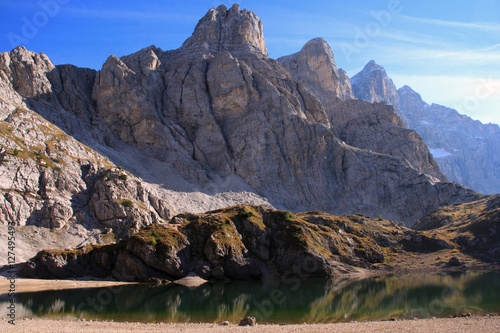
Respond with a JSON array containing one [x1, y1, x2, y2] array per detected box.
[[351, 60, 500, 194]]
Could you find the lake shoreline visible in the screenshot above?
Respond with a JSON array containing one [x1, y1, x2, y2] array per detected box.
[[1, 262, 499, 293], [1, 315, 499, 332]]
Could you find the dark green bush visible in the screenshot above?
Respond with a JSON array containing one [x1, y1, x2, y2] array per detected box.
[[238, 211, 254, 219], [121, 200, 133, 208]]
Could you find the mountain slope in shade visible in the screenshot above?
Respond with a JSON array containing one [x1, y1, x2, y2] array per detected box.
[[351, 60, 500, 194]]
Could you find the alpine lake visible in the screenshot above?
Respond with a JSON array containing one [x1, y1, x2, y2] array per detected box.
[[3, 271, 500, 324]]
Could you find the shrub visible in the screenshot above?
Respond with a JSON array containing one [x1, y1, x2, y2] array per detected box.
[[238, 211, 254, 219], [106, 171, 111, 180], [52, 166, 62, 173], [119, 174, 128, 181], [12, 148, 19, 156], [378, 214, 383, 221], [271, 210, 295, 222], [121, 200, 133, 208], [52, 158, 60, 164]]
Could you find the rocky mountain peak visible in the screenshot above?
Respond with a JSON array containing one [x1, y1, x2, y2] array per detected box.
[[0, 46, 57, 102], [181, 3, 268, 57], [278, 38, 354, 103], [351, 59, 401, 111], [365, 59, 383, 71]]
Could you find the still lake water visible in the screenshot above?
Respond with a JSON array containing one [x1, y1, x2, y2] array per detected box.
[[3, 271, 500, 324]]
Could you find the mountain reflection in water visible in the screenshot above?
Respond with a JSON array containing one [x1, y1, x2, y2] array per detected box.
[[2, 271, 499, 324]]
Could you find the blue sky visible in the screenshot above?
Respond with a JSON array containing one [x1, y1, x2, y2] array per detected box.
[[1, 0, 499, 125]]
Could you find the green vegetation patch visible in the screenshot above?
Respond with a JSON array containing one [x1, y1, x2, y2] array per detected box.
[[210, 224, 246, 255], [132, 224, 187, 250], [121, 199, 134, 208]]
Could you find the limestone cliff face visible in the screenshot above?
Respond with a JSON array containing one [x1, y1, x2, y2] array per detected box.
[[0, 4, 481, 237], [326, 99, 446, 181], [350, 60, 500, 194]]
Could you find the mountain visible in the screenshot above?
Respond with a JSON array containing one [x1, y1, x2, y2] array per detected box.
[[351, 60, 500, 194], [0, 4, 483, 265]]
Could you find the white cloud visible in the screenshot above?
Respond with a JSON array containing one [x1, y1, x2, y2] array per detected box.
[[390, 74, 500, 125]]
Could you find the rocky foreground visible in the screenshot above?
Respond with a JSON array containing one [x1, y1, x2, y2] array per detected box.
[[1, 315, 499, 333], [20, 197, 500, 282]]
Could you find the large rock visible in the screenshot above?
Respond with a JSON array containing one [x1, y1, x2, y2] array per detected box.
[[413, 195, 500, 262], [25, 204, 492, 282], [326, 98, 446, 181], [22, 205, 452, 281]]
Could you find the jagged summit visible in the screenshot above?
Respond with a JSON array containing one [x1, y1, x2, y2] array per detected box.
[[181, 4, 267, 57], [398, 85, 415, 93], [278, 38, 354, 103], [351, 60, 401, 110]]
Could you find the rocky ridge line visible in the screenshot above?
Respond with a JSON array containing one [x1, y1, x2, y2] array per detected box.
[[351, 60, 500, 194]]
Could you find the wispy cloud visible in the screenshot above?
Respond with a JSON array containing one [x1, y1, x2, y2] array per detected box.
[[377, 31, 443, 46], [390, 74, 500, 125], [62, 7, 198, 23], [399, 15, 500, 32]]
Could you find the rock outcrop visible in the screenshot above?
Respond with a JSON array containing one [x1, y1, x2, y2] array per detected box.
[[20, 205, 457, 281], [351, 60, 500, 194], [182, 4, 268, 57], [413, 195, 500, 262], [0, 101, 174, 264]]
